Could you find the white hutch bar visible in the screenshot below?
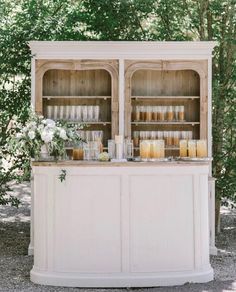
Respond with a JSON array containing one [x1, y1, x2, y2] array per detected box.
[[29, 41, 216, 287]]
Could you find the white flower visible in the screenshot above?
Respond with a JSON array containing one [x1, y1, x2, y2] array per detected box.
[[28, 130, 35, 140], [28, 121, 37, 129], [41, 130, 54, 143], [45, 119, 56, 128], [59, 129, 68, 140], [16, 133, 23, 139]]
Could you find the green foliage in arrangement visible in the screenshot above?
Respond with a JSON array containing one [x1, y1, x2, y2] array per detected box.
[[0, 0, 235, 208]]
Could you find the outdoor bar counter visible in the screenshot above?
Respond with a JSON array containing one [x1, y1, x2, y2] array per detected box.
[[30, 160, 213, 287]]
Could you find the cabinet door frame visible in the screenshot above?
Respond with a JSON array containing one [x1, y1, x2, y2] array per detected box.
[[124, 60, 208, 142], [35, 59, 119, 139]]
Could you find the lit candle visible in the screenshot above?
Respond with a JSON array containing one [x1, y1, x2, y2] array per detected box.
[[180, 140, 188, 157], [197, 140, 207, 157], [140, 140, 150, 160], [188, 140, 197, 158]]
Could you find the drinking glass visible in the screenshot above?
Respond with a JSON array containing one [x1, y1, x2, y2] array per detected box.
[[152, 106, 158, 121], [76, 106, 82, 121], [146, 106, 152, 122], [82, 106, 88, 122], [150, 131, 156, 140], [85, 131, 91, 142], [167, 105, 174, 121], [139, 131, 145, 141], [124, 139, 134, 160], [188, 140, 197, 158], [87, 105, 93, 122], [178, 105, 185, 121], [173, 131, 180, 147], [135, 106, 140, 121], [174, 106, 179, 121], [71, 105, 76, 121], [94, 105, 100, 122], [197, 140, 207, 157], [140, 140, 150, 160], [46, 105, 53, 119], [160, 106, 166, 121], [53, 105, 59, 120], [133, 131, 140, 147], [187, 131, 193, 140], [140, 106, 145, 121], [157, 131, 163, 140], [65, 105, 70, 120], [108, 139, 116, 159]]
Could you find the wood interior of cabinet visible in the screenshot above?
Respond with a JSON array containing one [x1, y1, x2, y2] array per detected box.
[[125, 60, 208, 157], [43, 69, 111, 96], [131, 70, 200, 96], [35, 60, 119, 147]]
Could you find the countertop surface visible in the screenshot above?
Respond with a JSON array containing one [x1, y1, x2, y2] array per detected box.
[[32, 159, 211, 167]]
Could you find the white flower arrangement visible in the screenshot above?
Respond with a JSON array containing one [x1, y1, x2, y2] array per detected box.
[[9, 109, 83, 160]]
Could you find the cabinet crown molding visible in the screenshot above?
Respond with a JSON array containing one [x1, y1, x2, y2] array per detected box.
[[29, 41, 217, 60]]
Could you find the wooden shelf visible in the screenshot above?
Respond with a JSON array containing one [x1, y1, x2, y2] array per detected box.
[[131, 96, 200, 100], [67, 121, 111, 125], [131, 122, 200, 125], [43, 96, 111, 100], [134, 147, 180, 150]]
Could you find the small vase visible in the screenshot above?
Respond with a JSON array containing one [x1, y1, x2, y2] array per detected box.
[[39, 144, 54, 161]]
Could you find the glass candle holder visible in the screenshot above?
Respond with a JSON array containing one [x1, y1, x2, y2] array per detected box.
[[197, 140, 207, 157], [179, 140, 188, 157], [156, 140, 165, 158], [73, 144, 84, 160], [140, 140, 150, 160], [188, 140, 197, 158]]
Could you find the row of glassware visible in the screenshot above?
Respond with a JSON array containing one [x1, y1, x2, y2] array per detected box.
[[139, 139, 207, 160], [71, 138, 134, 161], [46, 105, 100, 122], [133, 130, 193, 147], [132, 105, 185, 122]]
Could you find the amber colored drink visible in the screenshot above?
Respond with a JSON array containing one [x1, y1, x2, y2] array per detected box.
[[167, 111, 174, 121], [140, 140, 150, 160], [188, 140, 197, 158], [180, 140, 187, 157], [73, 148, 84, 160], [197, 140, 207, 157], [146, 111, 152, 122], [178, 111, 185, 121], [159, 112, 165, 121]]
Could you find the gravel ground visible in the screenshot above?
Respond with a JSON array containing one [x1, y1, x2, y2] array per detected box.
[[0, 182, 236, 292]]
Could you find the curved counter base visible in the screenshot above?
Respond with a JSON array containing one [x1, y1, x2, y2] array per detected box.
[[31, 162, 213, 287], [31, 268, 213, 287]]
